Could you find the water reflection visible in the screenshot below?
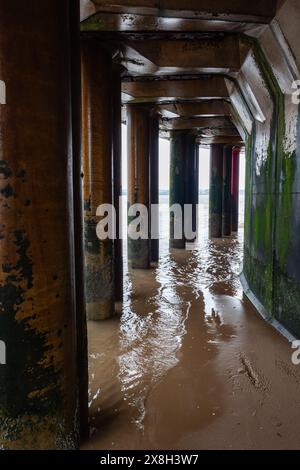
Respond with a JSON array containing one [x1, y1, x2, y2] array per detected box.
[[86, 194, 245, 448]]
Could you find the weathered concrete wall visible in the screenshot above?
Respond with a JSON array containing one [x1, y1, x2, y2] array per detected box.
[[242, 39, 278, 319], [240, 0, 300, 338], [267, 0, 300, 337]]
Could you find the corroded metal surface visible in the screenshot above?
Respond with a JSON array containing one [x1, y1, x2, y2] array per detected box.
[[149, 114, 160, 262], [169, 131, 186, 249], [112, 65, 124, 302], [127, 105, 151, 268], [184, 136, 198, 242], [222, 145, 233, 236], [0, 0, 79, 449], [209, 144, 224, 238], [169, 131, 196, 248], [70, 0, 89, 441], [231, 147, 240, 232], [81, 40, 115, 320]]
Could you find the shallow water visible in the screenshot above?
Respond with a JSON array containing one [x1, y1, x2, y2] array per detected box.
[[84, 195, 300, 450]]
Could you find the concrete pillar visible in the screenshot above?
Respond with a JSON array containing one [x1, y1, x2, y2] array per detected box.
[[127, 106, 151, 268], [112, 65, 123, 301], [81, 40, 114, 320], [231, 146, 240, 232], [170, 131, 186, 249], [185, 135, 198, 242], [69, 0, 89, 441], [0, 0, 79, 449], [149, 114, 160, 263], [209, 144, 223, 238], [222, 145, 233, 237]]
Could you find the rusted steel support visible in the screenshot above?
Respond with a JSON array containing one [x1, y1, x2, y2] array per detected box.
[[81, 40, 115, 320], [0, 0, 79, 449], [209, 144, 224, 238], [194, 144, 199, 236], [222, 145, 233, 237], [69, 0, 89, 442], [112, 65, 123, 301], [170, 131, 186, 249], [185, 136, 198, 242], [127, 105, 151, 268], [231, 146, 240, 232], [149, 114, 160, 263]]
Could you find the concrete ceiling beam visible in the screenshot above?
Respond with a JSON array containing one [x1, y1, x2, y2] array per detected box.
[[89, 0, 278, 23], [81, 12, 269, 34], [199, 126, 239, 137], [158, 99, 232, 118], [196, 135, 244, 145], [122, 76, 230, 103], [122, 36, 241, 73], [160, 116, 234, 130]]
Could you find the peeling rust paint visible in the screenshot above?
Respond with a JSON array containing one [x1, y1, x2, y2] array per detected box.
[[0, 184, 15, 199], [0, 161, 12, 179], [127, 105, 151, 267], [0, 0, 80, 449], [81, 40, 115, 320], [169, 130, 186, 249], [0, 230, 62, 446]]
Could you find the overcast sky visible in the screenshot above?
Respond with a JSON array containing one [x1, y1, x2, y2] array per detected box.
[[122, 124, 245, 191]]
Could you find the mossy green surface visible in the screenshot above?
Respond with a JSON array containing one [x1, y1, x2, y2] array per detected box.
[[242, 35, 300, 337]]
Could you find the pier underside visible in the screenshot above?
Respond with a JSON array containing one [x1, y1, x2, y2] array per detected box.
[[1, 0, 300, 451]]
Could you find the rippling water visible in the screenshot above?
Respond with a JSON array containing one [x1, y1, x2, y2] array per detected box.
[[85, 195, 249, 446], [84, 194, 300, 450]]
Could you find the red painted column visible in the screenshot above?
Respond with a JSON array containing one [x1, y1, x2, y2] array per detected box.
[[231, 146, 240, 232]]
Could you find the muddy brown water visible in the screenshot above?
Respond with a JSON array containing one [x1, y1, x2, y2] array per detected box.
[[83, 196, 300, 450]]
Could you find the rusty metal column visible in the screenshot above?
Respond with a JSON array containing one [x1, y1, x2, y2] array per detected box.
[[194, 144, 199, 236], [222, 145, 233, 236], [170, 131, 186, 249], [112, 65, 123, 301], [149, 114, 159, 263], [69, 0, 88, 441], [185, 135, 198, 242], [231, 146, 240, 232], [81, 40, 114, 320], [70, 1, 89, 441], [0, 0, 79, 449], [127, 105, 151, 269], [209, 144, 223, 238]]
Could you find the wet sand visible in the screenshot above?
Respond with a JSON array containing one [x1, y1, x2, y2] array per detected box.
[[83, 197, 300, 450]]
